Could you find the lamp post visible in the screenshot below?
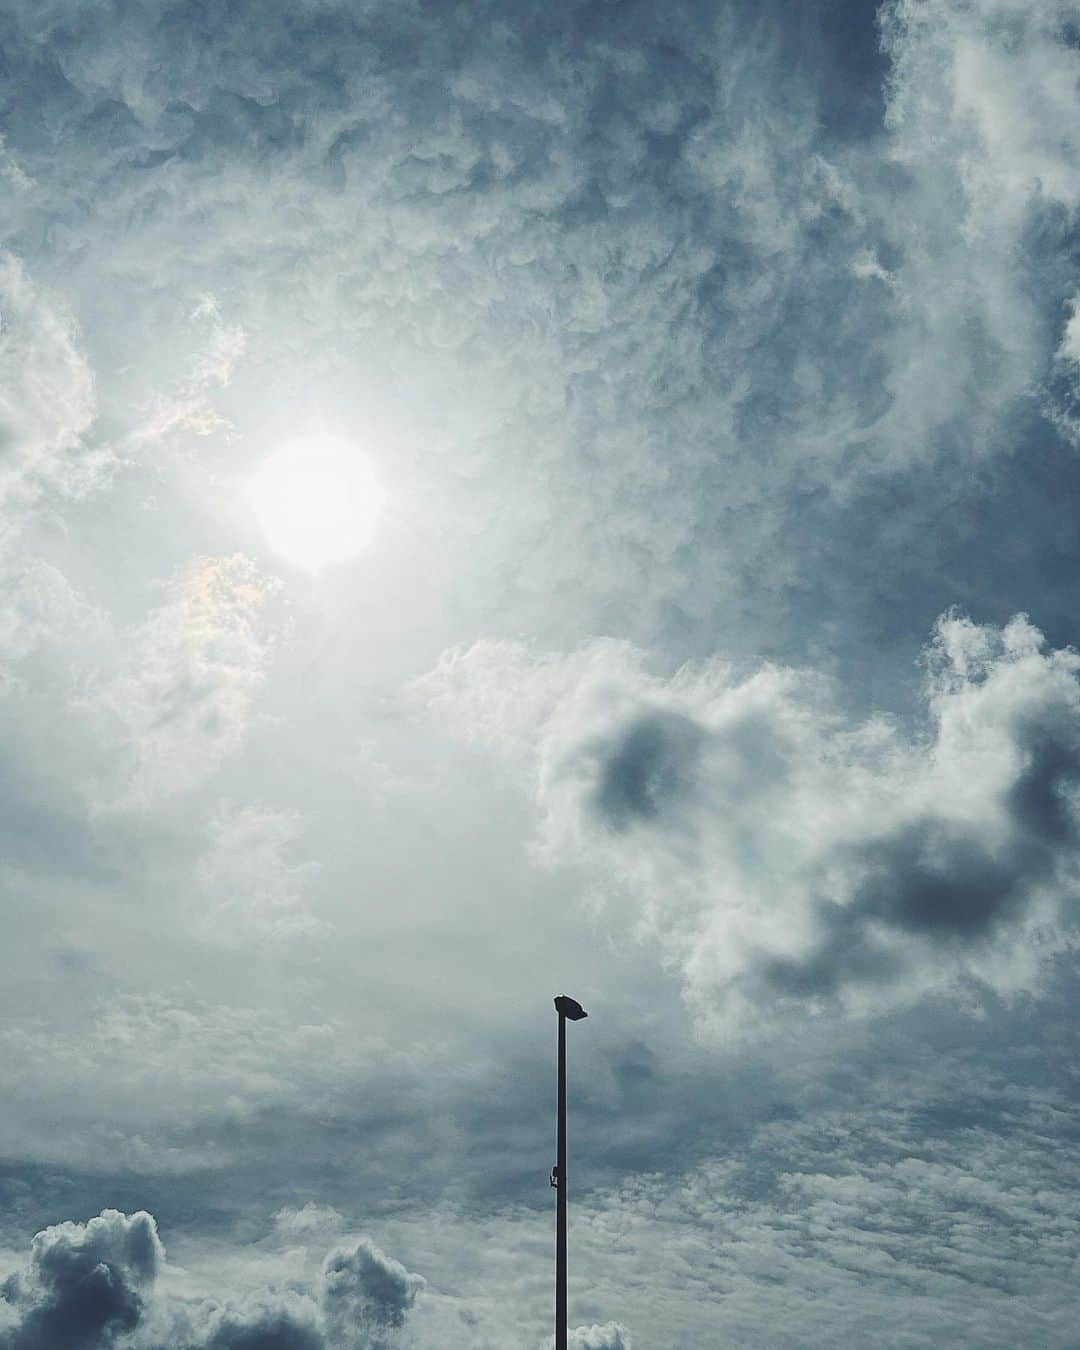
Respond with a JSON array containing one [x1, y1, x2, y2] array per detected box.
[[552, 994, 588, 1350]]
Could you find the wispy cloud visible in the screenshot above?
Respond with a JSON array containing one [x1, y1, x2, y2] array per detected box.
[[0, 252, 102, 524], [94, 555, 286, 806]]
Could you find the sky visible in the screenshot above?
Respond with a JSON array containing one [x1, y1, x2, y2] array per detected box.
[[1, 0, 1079, 1345]]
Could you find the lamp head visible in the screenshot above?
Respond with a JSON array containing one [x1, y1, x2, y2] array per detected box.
[[554, 995, 588, 1021]]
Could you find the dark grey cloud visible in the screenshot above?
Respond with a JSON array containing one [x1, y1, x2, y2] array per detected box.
[[590, 710, 704, 830], [322, 1239, 424, 1348], [198, 1306, 323, 1350], [760, 630, 1080, 998], [0, 1213, 424, 1350], [0, 1209, 161, 1350], [764, 765, 1080, 999]]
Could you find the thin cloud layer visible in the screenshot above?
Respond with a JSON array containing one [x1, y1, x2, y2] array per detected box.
[[195, 802, 325, 944]]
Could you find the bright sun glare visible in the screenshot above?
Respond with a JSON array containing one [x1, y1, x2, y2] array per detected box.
[[248, 435, 385, 571]]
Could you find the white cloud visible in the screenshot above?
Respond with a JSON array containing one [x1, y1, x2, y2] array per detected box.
[[1058, 296, 1080, 369], [885, 1, 1080, 210], [879, 0, 1080, 457], [566, 1323, 631, 1350]]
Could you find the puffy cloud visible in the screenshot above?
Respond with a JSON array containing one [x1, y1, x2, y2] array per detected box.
[[420, 613, 1080, 1032], [193, 1298, 323, 1350], [161, 1237, 424, 1350], [0, 1214, 425, 1350], [0, 1209, 162, 1350], [322, 1239, 424, 1350]]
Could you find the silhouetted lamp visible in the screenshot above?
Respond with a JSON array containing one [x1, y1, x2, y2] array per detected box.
[[555, 994, 588, 1021], [552, 993, 588, 1350]]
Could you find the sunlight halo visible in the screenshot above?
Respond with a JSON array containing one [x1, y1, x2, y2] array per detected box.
[[248, 435, 385, 571]]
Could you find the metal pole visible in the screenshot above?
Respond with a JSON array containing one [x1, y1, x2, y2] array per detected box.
[[552, 994, 585, 1349], [556, 1005, 567, 1350]]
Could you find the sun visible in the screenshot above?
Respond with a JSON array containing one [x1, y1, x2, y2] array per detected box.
[[248, 435, 385, 571]]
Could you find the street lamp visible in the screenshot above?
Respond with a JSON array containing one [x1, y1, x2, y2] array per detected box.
[[551, 994, 588, 1350]]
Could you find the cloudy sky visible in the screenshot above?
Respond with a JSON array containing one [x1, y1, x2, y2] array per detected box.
[[1, 0, 1080, 1345]]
